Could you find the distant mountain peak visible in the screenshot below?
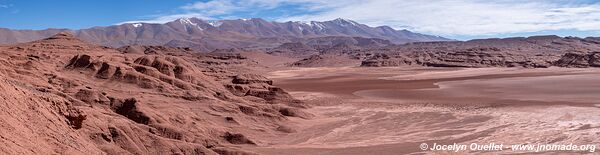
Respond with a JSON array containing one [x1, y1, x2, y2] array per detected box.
[[175, 18, 199, 25], [175, 17, 201, 21], [332, 18, 355, 22], [330, 18, 360, 26], [207, 20, 223, 27], [293, 18, 361, 27], [131, 23, 143, 28], [295, 21, 325, 29], [170, 17, 204, 31]]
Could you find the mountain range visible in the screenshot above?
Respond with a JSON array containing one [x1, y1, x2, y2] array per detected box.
[[0, 18, 450, 51]]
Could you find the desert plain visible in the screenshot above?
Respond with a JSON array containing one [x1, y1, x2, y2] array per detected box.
[[244, 67, 600, 154]]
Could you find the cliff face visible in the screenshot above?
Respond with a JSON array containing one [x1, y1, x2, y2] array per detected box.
[[0, 33, 305, 155]]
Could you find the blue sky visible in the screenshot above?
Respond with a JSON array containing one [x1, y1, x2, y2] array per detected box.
[[3, 0, 600, 40], [0, 0, 196, 30]]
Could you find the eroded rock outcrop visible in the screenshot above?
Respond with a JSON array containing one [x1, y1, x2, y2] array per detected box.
[[232, 74, 273, 85], [110, 98, 152, 125], [0, 33, 306, 155], [74, 88, 110, 104], [226, 73, 300, 105], [223, 132, 256, 145], [554, 52, 600, 67], [361, 51, 554, 68]]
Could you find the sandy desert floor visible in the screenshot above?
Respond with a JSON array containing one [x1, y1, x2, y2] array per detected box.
[[243, 67, 600, 154]]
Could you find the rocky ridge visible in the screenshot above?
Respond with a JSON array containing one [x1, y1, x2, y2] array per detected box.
[[279, 35, 600, 68]]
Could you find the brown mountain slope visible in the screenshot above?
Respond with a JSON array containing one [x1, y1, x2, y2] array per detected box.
[[0, 18, 451, 51], [0, 33, 307, 154]]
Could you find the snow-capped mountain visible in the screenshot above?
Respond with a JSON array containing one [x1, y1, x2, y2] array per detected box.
[[0, 17, 451, 51]]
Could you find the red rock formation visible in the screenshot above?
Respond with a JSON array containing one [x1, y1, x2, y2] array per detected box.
[[554, 52, 600, 67], [0, 33, 306, 154]]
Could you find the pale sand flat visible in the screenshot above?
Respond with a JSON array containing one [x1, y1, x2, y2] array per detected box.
[[251, 67, 600, 155]]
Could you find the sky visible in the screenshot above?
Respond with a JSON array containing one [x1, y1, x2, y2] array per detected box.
[[3, 0, 600, 40]]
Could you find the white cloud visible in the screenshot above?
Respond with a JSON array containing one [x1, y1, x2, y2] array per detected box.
[[179, 0, 333, 16], [181, 0, 240, 15], [120, 0, 600, 36], [280, 0, 600, 36], [119, 0, 330, 24]]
